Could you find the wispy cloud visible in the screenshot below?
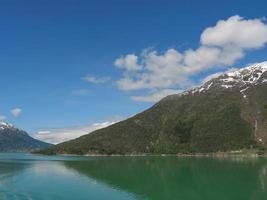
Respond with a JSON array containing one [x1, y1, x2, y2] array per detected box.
[[83, 74, 111, 84], [10, 107, 22, 118], [114, 15, 267, 102], [33, 120, 121, 144]]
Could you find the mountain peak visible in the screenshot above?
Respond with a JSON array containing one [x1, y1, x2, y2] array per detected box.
[[0, 122, 15, 130], [179, 61, 267, 98], [38, 61, 267, 155], [0, 122, 53, 152], [223, 61, 267, 84]]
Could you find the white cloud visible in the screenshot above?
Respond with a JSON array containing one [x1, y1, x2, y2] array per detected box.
[[10, 108, 22, 118], [0, 115, 6, 121], [117, 49, 190, 91], [183, 47, 221, 71], [33, 121, 118, 144], [114, 15, 267, 102], [83, 74, 111, 84], [201, 15, 267, 48], [114, 54, 142, 71]]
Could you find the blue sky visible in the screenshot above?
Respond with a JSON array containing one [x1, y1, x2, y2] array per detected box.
[[1, 0, 267, 143]]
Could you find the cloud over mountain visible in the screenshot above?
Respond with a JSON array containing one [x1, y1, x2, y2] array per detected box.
[[114, 15, 267, 102], [10, 108, 22, 118], [33, 121, 118, 144]]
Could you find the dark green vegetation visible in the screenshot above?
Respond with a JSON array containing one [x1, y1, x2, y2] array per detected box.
[[0, 128, 52, 152], [38, 82, 267, 155]]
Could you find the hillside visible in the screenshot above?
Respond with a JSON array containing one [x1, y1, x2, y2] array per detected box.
[[38, 62, 267, 155], [0, 122, 52, 152]]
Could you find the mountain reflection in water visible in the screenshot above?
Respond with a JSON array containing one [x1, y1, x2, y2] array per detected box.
[[0, 154, 267, 200], [62, 156, 267, 200]]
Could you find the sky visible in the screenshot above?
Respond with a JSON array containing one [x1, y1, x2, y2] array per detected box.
[[1, 0, 267, 143]]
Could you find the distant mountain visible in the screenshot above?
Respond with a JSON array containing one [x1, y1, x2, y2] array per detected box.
[[39, 61, 267, 155], [0, 122, 52, 152]]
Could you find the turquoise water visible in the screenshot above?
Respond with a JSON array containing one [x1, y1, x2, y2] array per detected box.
[[0, 153, 267, 200]]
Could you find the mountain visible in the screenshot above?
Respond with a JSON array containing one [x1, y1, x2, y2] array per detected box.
[[0, 122, 52, 152], [39, 61, 267, 155]]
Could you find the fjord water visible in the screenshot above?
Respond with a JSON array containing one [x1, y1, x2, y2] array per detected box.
[[0, 153, 267, 200]]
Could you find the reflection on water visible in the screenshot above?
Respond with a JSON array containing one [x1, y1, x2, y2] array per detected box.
[[0, 154, 267, 200], [0, 154, 136, 200], [62, 156, 267, 200], [260, 164, 267, 191]]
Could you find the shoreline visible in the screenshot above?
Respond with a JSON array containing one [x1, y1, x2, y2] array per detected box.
[[35, 150, 267, 158]]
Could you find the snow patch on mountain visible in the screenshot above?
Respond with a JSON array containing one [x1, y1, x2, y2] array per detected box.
[[0, 122, 15, 130], [181, 61, 267, 97]]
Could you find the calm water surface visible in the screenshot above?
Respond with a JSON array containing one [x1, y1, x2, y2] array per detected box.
[[0, 153, 267, 200]]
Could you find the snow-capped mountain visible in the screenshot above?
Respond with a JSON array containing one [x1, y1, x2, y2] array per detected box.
[[0, 122, 53, 152], [188, 61, 267, 97], [0, 122, 15, 130], [39, 61, 267, 155]]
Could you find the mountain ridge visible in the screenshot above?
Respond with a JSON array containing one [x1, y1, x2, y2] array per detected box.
[[38, 61, 267, 155], [0, 122, 53, 152]]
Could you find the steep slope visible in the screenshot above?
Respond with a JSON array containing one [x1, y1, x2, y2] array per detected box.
[[39, 61, 267, 155], [0, 122, 52, 152]]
